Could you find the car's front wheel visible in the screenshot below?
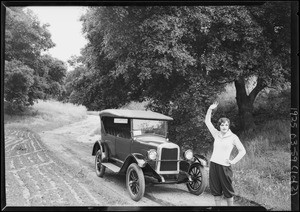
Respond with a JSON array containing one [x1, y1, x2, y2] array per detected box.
[[126, 163, 145, 201], [186, 163, 208, 195], [95, 149, 106, 177]]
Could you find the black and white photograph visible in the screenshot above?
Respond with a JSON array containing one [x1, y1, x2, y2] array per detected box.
[[1, 1, 298, 211]]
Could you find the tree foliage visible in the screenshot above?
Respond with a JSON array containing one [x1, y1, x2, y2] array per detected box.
[[38, 54, 67, 98], [4, 7, 67, 112], [69, 3, 291, 149], [198, 3, 291, 129], [4, 60, 34, 113], [5, 7, 55, 67]]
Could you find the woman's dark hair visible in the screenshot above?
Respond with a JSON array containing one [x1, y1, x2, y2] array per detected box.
[[218, 117, 230, 127]]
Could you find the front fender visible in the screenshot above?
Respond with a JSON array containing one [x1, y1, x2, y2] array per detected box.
[[119, 153, 147, 174], [180, 154, 208, 173], [194, 154, 208, 167]]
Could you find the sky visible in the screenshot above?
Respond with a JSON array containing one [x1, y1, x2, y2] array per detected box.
[[26, 6, 88, 70]]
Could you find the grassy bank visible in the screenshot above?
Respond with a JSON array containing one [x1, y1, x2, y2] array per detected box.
[[4, 100, 88, 132], [233, 119, 290, 211]]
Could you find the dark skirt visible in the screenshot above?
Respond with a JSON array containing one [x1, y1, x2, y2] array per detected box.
[[209, 161, 235, 198]]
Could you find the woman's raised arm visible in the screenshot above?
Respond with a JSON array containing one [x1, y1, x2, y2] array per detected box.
[[205, 101, 219, 136]]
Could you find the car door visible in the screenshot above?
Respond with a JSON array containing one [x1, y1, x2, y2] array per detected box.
[[115, 136, 132, 161], [114, 118, 132, 161], [101, 117, 116, 157]]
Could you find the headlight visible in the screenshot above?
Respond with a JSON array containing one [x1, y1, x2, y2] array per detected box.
[[184, 149, 194, 160], [148, 149, 157, 160]]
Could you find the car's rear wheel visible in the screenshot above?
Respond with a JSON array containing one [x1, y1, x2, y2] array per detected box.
[[126, 163, 145, 201], [186, 163, 208, 195], [95, 149, 106, 177]]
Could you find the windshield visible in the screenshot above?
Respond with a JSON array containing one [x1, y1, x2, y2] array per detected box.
[[132, 119, 167, 137]]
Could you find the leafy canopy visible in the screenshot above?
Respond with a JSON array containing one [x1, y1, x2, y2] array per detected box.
[[4, 7, 68, 112], [70, 4, 291, 148]]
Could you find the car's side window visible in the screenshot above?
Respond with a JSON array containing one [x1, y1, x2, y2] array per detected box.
[[102, 117, 131, 138]]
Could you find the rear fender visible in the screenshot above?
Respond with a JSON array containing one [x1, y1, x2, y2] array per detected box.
[[92, 141, 102, 156], [92, 141, 109, 159]]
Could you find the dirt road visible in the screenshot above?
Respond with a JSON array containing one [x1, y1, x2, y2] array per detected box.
[[4, 114, 257, 207]]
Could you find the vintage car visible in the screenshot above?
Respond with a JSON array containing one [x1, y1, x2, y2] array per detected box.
[[92, 109, 208, 201]]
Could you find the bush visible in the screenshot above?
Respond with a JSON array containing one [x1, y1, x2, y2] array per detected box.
[[254, 86, 291, 118], [4, 60, 35, 113]]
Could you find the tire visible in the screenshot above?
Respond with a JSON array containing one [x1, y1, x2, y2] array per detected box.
[[186, 163, 208, 195], [95, 149, 106, 177], [126, 163, 145, 201]]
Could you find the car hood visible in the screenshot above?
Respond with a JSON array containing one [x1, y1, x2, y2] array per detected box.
[[134, 136, 168, 147]]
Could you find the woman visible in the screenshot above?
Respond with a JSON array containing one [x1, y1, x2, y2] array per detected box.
[[205, 101, 246, 206]]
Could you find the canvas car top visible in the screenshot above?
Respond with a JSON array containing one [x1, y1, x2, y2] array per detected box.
[[99, 109, 173, 121]]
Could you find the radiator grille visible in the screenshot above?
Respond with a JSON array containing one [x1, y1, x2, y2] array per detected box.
[[160, 148, 178, 171]]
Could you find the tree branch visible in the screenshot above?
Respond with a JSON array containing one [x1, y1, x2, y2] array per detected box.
[[217, 79, 235, 84], [249, 77, 267, 102]]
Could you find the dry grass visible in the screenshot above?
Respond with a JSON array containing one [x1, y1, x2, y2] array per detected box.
[[226, 116, 290, 210], [4, 99, 88, 132]]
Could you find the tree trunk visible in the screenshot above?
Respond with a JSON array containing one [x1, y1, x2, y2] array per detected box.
[[234, 76, 266, 131]]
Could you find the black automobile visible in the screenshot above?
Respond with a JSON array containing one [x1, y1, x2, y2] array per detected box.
[[92, 109, 208, 201]]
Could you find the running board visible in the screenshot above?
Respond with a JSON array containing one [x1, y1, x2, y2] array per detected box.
[[102, 162, 121, 173]]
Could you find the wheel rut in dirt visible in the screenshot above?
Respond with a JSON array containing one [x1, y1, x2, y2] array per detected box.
[[4, 127, 127, 206]]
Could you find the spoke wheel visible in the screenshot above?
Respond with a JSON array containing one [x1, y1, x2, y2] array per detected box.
[[126, 163, 145, 201], [186, 163, 208, 195], [95, 149, 106, 177]]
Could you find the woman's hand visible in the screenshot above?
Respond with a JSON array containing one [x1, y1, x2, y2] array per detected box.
[[226, 159, 235, 165], [209, 101, 219, 110]]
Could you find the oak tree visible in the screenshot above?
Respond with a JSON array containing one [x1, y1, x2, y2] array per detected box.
[[71, 3, 291, 149]]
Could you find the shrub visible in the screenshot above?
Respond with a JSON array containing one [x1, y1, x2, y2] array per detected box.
[[254, 86, 291, 118], [4, 60, 35, 113]]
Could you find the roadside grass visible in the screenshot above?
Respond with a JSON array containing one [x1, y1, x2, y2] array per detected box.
[[4, 99, 88, 132], [233, 120, 291, 211]]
